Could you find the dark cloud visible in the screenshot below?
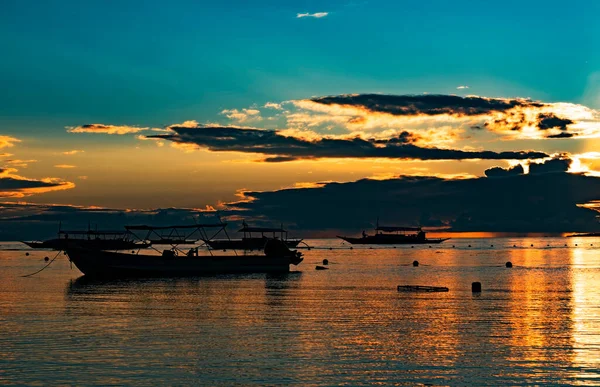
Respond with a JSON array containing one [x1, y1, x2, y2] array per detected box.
[[537, 113, 573, 131], [310, 94, 545, 116], [484, 164, 524, 178], [0, 204, 205, 240], [529, 157, 572, 174], [150, 126, 549, 161], [221, 172, 600, 234]]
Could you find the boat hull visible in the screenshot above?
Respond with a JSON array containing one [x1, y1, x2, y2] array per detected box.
[[66, 247, 300, 278], [206, 238, 302, 251], [337, 236, 449, 245]]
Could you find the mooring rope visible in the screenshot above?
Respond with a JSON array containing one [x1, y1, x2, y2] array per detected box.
[[21, 250, 63, 278]]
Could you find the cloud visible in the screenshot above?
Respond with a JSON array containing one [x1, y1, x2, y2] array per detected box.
[[297, 12, 328, 18], [485, 164, 524, 178], [0, 168, 75, 198], [457, 86, 470, 89], [297, 94, 600, 140], [67, 124, 148, 134], [0, 136, 20, 149], [62, 150, 85, 155], [0, 153, 13, 158], [220, 171, 600, 233], [0, 203, 209, 240], [221, 108, 262, 123], [54, 164, 77, 169], [4, 159, 37, 168], [264, 102, 283, 110], [148, 125, 549, 162]]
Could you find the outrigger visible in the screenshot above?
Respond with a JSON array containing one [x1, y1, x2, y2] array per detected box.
[[204, 221, 303, 251], [64, 222, 304, 278], [22, 226, 150, 251]]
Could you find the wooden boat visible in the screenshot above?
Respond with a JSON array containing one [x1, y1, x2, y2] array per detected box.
[[204, 222, 302, 251], [66, 239, 304, 278], [338, 224, 448, 245], [64, 223, 304, 278], [22, 229, 150, 250]]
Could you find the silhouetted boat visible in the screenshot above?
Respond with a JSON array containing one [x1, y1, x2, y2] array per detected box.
[[22, 229, 150, 250], [567, 232, 600, 237], [338, 225, 448, 245], [66, 224, 303, 278], [204, 222, 302, 251]]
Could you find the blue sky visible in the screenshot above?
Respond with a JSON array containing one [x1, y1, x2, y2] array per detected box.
[[1, 0, 598, 137], [1, 0, 600, 219]]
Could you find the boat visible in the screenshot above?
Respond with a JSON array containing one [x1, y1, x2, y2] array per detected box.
[[567, 232, 600, 237], [66, 223, 303, 278], [204, 222, 303, 251], [22, 228, 151, 250], [337, 225, 449, 245]]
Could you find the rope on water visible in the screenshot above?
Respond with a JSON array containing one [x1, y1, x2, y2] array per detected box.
[[21, 250, 63, 278]]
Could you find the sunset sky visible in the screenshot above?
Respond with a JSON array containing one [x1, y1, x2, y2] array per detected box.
[[1, 0, 600, 237]]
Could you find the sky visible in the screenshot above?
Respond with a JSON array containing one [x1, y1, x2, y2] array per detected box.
[[1, 0, 600, 237]]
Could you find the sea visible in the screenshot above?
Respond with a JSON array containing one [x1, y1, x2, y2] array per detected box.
[[1, 237, 600, 386]]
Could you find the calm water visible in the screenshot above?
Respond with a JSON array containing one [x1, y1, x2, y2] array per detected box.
[[2, 237, 600, 386]]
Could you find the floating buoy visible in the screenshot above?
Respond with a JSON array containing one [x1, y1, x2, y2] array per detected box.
[[329, 247, 333, 250], [411, 246, 414, 248], [322, 259, 329, 265], [491, 244, 493, 247], [315, 265, 328, 270], [429, 245, 432, 248], [513, 245, 517, 247], [25, 252, 29, 256], [575, 244, 578, 246], [44, 257, 49, 262], [472, 282, 482, 292], [468, 245, 472, 248], [530, 244, 534, 247], [565, 244, 567, 247], [349, 247, 352, 250], [413, 260, 419, 267], [393, 246, 396, 249], [132, 250, 135, 254], [506, 261, 513, 268], [547, 244, 550, 247], [452, 245, 455, 248]]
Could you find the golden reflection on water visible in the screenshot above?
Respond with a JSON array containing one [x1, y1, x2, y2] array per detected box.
[[3, 239, 600, 385]]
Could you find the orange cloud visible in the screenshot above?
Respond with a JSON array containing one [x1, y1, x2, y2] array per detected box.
[[54, 164, 77, 169], [0, 168, 75, 198], [68, 124, 148, 134], [0, 136, 20, 149]]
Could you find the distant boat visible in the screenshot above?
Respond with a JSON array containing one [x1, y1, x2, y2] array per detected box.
[[22, 229, 150, 250], [567, 232, 600, 237], [338, 225, 449, 245], [66, 224, 303, 277], [204, 222, 302, 251]]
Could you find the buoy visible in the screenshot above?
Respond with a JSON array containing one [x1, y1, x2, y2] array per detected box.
[[468, 245, 472, 247], [349, 247, 352, 250], [565, 244, 567, 247], [413, 260, 419, 267], [25, 252, 29, 256], [491, 244, 493, 247], [429, 245, 432, 248], [452, 245, 455, 248], [132, 250, 135, 254], [411, 246, 414, 248], [322, 259, 329, 265], [44, 257, 49, 262], [329, 247, 333, 250], [530, 244, 534, 247], [575, 244, 578, 246], [315, 265, 328, 270], [506, 261, 513, 268], [547, 244, 550, 247], [472, 282, 482, 292], [393, 246, 396, 249]]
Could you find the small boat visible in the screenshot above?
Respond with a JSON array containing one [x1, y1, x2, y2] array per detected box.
[[204, 222, 302, 251], [22, 229, 150, 250], [567, 232, 600, 237], [338, 224, 448, 245], [66, 224, 304, 278]]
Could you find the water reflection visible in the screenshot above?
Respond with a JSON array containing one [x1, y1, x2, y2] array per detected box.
[[3, 239, 600, 385]]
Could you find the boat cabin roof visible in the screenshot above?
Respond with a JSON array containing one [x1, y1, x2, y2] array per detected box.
[[239, 226, 287, 233], [376, 226, 422, 232], [126, 223, 227, 231]]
